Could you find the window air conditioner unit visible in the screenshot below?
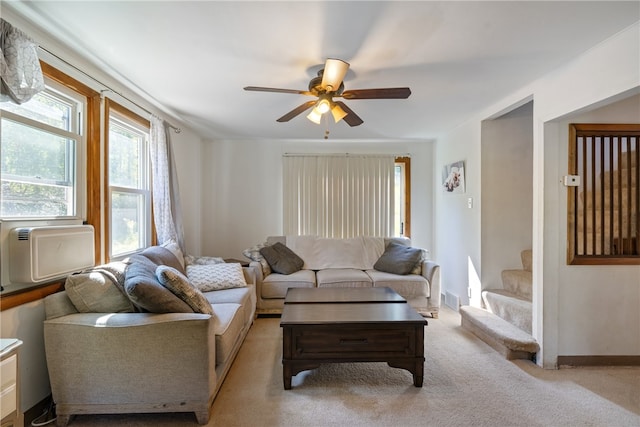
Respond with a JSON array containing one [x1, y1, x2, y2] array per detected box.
[[9, 225, 95, 284]]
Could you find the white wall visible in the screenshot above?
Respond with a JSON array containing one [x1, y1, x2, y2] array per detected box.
[[200, 139, 435, 259], [437, 22, 640, 367], [170, 128, 204, 256], [435, 121, 482, 308], [535, 23, 640, 367], [481, 102, 534, 291], [545, 95, 640, 357]]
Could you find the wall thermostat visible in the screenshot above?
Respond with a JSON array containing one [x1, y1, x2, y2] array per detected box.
[[563, 175, 580, 186]]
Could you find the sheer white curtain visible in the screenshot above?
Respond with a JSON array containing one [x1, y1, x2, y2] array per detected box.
[[283, 154, 395, 238], [0, 19, 44, 104], [150, 116, 185, 253]]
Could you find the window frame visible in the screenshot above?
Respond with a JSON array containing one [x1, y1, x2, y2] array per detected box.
[[103, 98, 152, 261], [1, 74, 86, 220], [395, 156, 411, 237], [567, 123, 640, 265], [0, 62, 100, 310]]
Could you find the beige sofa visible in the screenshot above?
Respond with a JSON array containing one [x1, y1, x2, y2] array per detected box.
[[245, 236, 440, 317], [43, 246, 256, 426]]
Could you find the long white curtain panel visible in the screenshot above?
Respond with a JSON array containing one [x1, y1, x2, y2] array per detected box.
[[283, 154, 395, 238]]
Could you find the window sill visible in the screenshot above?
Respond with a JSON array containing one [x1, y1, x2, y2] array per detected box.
[[0, 281, 64, 311]]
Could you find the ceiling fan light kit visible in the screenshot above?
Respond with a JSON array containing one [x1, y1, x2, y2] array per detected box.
[[320, 58, 350, 92], [244, 58, 411, 128]]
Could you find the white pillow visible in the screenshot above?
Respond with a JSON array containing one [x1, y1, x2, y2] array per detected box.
[[186, 263, 247, 292]]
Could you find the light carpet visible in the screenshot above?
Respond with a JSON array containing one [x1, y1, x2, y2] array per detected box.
[[67, 306, 639, 427]]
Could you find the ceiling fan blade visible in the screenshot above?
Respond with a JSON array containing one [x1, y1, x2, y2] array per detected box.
[[321, 58, 349, 91], [276, 100, 317, 122], [333, 101, 363, 127], [341, 87, 411, 99], [244, 86, 313, 96]]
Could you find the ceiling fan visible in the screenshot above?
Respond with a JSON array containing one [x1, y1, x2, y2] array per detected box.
[[244, 58, 411, 127]]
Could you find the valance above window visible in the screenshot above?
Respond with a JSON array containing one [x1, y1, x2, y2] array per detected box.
[[0, 18, 44, 104]]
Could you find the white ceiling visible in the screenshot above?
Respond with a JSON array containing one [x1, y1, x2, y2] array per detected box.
[[8, 1, 640, 141]]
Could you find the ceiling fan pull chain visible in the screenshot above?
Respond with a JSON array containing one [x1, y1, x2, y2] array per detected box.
[[324, 113, 330, 139]]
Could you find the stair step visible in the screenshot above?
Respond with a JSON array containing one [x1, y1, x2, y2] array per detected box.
[[460, 305, 539, 360], [501, 269, 532, 299], [482, 290, 532, 334]]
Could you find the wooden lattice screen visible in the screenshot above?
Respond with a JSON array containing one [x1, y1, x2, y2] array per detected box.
[[568, 124, 640, 265]]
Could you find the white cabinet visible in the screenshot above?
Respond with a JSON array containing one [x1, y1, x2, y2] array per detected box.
[[0, 339, 23, 427]]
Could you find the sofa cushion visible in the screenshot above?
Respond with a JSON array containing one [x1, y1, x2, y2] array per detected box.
[[65, 269, 135, 313], [262, 270, 316, 299], [367, 269, 430, 298], [259, 242, 304, 275], [124, 254, 193, 313], [44, 291, 79, 319], [140, 246, 186, 275], [186, 263, 247, 291], [156, 266, 214, 315], [204, 285, 255, 327], [316, 268, 373, 288], [211, 303, 244, 366], [374, 242, 423, 275], [286, 235, 385, 270]]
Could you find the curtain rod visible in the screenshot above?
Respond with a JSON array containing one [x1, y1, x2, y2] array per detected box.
[[38, 45, 181, 134]]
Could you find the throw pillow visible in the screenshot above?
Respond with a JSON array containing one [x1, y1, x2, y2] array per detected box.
[[259, 242, 304, 275], [374, 242, 423, 275], [185, 255, 225, 265], [65, 269, 135, 313], [156, 265, 214, 315], [186, 263, 247, 292], [242, 242, 272, 276], [161, 239, 185, 269], [124, 254, 193, 313], [140, 246, 186, 275], [410, 249, 430, 275]]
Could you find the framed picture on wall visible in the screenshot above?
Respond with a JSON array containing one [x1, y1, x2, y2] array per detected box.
[[442, 160, 465, 194]]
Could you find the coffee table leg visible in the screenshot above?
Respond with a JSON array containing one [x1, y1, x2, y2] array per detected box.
[[413, 362, 424, 387], [283, 362, 292, 390]]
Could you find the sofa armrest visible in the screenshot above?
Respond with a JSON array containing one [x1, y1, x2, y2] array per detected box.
[[242, 266, 256, 286], [44, 312, 216, 406], [422, 260, 441, 309], [248, 261, 264, 283]]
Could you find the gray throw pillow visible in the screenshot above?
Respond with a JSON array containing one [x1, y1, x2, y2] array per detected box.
[[65, 269, 134, 313], [140, 246, 186, 275], [259, 242, 304, 275], [374, 242, 423, 275], [124, 254, 193, 313], [156, 265, 215, 315]]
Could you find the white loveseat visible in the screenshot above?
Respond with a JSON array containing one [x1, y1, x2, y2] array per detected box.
[[244, 236, 440, 317]]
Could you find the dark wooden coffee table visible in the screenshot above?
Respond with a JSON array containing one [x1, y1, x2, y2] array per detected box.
[[280, 288, 427, 389]]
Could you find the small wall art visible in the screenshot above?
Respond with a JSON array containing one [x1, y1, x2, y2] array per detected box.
[[442, 160, 465, 194]]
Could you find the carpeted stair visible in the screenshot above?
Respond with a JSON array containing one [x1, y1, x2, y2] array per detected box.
[[460, 249, 539, 360]]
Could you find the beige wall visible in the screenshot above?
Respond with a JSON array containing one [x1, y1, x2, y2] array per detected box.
[[481, 101, 534, 293], [437, 23, 640, 367], [200, 139, 436, 259]]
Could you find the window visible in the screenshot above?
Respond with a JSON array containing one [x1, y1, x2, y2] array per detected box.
[[1, 81, 85, 218], [283, 154, 410, 238], [568, 124, 639, 264], [105, 100, 151, 258], [395, 157, 411, 237]]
